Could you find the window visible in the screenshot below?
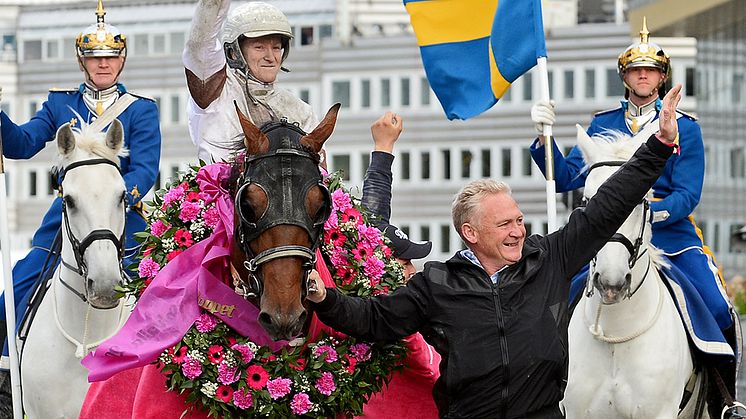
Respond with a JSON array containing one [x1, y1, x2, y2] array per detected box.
[[0, 102, 9, 115], [332, 81, 351, 108], [548, 70, 554, 98], [503, 85, 511, 101], [606, 68, 623, 97], [585, 69, 595, 98], [300, 27, 314, 46], [501, 148, 511, 177], [153, 96, 162, 121], [152, 34, 166, 55], [731, 147, 745, 179], [134, 34, 149, 55], [45, 39, 59, 60], [401, 152, 410, 180], [420, 77, 430, 105], [461, 150, 472, 179], [440, 224, 450, 253], [361, 153, 370, 179], [563, 70, 574, 99], [420, 225, 430, 242], [525, 222, 533, 236], [170, 95, 181, 124], [685, 67, 695, 97], [23, 40, 42, 62], [421, 151, 430, 180], [319, 25, 333, 41], [522, 73, 532, 101], [401, 77, 410, 106], [28, 101, 39, 118], [733, 73, 744, 104], [169, 32, 185, 55], [300, 89, 310, 104], [63, 38, 76, 59], [481, 149, 491, 178], [381, 79, 391, 107], [401, 225, 410, 236], [522, 148, 532, 176], [361, 80, 371, 108], [47, 169, 56, 195], [441, 149, 451, 180], [29, 171, 37, 197], [332, 154, 351, 180]]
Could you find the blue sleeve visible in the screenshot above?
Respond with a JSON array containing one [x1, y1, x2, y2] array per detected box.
[[361, 151, 394, 227], [123, 100, 162, 206], [529, 137, 588, 192], [0, 93, 59, 159], [649, 120, 704, 227]]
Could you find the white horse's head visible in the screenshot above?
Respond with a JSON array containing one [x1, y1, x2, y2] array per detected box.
[[576, 124, 665, 304], [56, 119, 128, 309]]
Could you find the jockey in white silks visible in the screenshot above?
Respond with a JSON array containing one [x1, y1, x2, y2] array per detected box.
[[183, 0, 317, 163]]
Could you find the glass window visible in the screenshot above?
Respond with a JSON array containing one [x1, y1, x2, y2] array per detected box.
[[441, 149, 451, 180], [332, 154, 351, 180], [301, 27, 314, 46], [153, 96, 162, 121], [170, 95, 180, 124], [300, 89, 310, 104], [319, 25, 333, 40], [522, 148, 532, 176], [606, 68, 623, 97], [401, 152, 410, 180], [28, 101, 38, 118], [501, 148, 511, 177], [361, 153, 370, 179], [733, 73, 744, 104], [548, 70, 554, 98], [731, 147, 745, 178], [525, 222, 532, 236], [440, 224, 450, 253], [29, 170, 37, 197], [401, 225, 410, 236], [461, 150, 472, 179], [420, 77, 430, 105], [62, 38, 76, 59], [23, 40, 42, 62], [381, 78, 391, 107], [685, 67, 695, 97], [361, 79, 371, 108], [47, 169, 56, 195], [481, 149, 491, 178], [420, 225, 430, 242], [585, 68, 595, 98], [45, 39, 59, 60], [169, 32, 185, 55], [134, 34, 149, 55], [332, 81, 351, 108], [421, 151, 430, 180], [522, 73, 532, 101], [152, 34, 166, 55], [564, 70, 574, 99], [401, 77, 410, 106]]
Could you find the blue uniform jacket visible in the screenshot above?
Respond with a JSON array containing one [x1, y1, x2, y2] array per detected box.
[[0, 83, 161, 255], [530, 102, 705, 254]]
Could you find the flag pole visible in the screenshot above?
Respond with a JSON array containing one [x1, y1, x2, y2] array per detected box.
[[0, 114, 24, 419], [536, 57, 557, 232]]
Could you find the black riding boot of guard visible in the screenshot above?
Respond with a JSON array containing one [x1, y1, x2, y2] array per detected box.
[[707, 324, 745, 419]]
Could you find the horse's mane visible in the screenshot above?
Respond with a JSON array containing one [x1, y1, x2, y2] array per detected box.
[[587, 129, 641, 161], [58, 118, 129, 167]]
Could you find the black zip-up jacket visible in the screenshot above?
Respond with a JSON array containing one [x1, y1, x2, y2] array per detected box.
[[313, 136, 674, 418]]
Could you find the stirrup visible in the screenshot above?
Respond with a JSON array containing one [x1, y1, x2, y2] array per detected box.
[[722, 401, 746, 419]]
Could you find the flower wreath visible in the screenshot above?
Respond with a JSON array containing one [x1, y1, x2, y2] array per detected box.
[[121, 164, 408, 418]]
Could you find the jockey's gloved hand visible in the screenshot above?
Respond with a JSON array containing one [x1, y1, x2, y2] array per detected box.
[[531, 100, 555, 136]]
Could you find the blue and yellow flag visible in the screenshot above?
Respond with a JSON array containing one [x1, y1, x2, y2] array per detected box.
[[405, 0, 546, 120]]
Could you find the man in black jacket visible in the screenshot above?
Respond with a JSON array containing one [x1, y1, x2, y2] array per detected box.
[[308, 84, 683, 418]]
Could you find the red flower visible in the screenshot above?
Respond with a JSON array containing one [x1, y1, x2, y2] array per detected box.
[[227, 336, 237, 347], [208, 345, 224, 364], [344, 354, 357, 373], [174, 229, 193, 248], [289, 358, 306, 371], [246, 365, 269, 390], [343, 207, 362, 225], [185, 191, 202, 203], [166, 250, 182, 261], [172, 346, 188, 364], [216, 385, 234, 403], [143, 246, 154, 257], [325, 229, 347, 247]]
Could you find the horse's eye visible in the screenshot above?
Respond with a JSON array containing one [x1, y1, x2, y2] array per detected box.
[[64, 195, 76, 210], [239, 200, 258, 223]]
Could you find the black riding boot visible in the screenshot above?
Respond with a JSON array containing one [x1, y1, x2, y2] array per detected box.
[[707, 323, 744, 419]]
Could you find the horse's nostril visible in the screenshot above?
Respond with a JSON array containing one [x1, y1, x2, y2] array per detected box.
[[258, 312, 273, 330]]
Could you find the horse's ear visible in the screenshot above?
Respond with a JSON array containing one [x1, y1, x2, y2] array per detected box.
[[576, 124, 597, 164], [56, 123, 76, 156], [300, 103, 341, 153], [234, 101, 269, 155], [105, 119, 124, 152]]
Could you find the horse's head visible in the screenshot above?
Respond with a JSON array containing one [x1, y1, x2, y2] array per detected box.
[[577, 124, 655, 304], [231, 104, 339, 341], [55, 120, 127, 309]]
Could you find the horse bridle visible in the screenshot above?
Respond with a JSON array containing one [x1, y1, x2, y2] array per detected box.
[[585, 160, 652, 299], [56, 158, 126, 302], [233, 122, 331, 300]]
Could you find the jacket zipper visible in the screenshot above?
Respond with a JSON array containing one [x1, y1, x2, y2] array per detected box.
[[492, 281, 510, 417]]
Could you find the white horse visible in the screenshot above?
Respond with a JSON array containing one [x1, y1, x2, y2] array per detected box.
[[562, 125, 707, 419], [20, 121, 131, 419]]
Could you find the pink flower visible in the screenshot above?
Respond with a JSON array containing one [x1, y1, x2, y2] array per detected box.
[[313, 345, 338, 363], [150, 220, 169, 237], [291, 392, 313, 415], [358, 224, 383, 247], [350, 343, 371, 362], [181, 356, 202, 379], [266, 377, 292, 400], [351, 246, 370, 261], [216, 385, 234, 403], [233, 388, 253, 410], [231, 343, 254, 363], [329, 248, 349, 268], [363, 257, 385, 282], [163, 184, 186, 207], [246, 365, 269, 390], [217, 363, 239, 385], [174, 229, 193, 247], [138, 258, 160, 279], [195, 313, 218, 333], [171, 346, 188, 364], [315, 371, 336, 396], [324, 211, 338, 230], [203, 206, 220, 229], [208, 345, 224, 364], [178, 201, 201, 222], [331, 189, 352, 212], [166, 250, 182, 261]]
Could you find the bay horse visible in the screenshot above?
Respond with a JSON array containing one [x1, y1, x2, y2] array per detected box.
[[562, 125, 707, 418], [230, 104, 339, 341], [20, 120, 130, 418]]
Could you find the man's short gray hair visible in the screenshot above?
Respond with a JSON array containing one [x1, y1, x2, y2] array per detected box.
[[452, 179, 512, 239]]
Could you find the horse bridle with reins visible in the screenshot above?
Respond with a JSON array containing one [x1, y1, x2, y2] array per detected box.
[[56, 158, 126, 303], [233, 122, 331, 300], [584, 160, 653, 300]]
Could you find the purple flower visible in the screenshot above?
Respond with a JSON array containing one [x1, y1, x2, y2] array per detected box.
[[150, 220, 169, 237], [163, 185, 186, 207], [291, 392, 313, 415], [232, 388, 253, 410], [231, 343, 254, 363], [217, 363, 239, 385], [313, 345, 338, 363], [363, 257, 385, 282], [194, 313, 218, 333], [357, 224, 383, 247], [315, 371, 337, 396], [350, 343, 372, 362], [138, 258, 160, 279], [178, 200, 201, 222], [329, 248, 349, 268], [324, 210, 338, 231], [331, 189, 352, 212], [181, 356, 202, 380], [266, 377, 292, 400], [203, 206, 220, 229]]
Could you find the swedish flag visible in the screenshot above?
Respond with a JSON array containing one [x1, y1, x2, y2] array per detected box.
[[405, 0, 546, 120]]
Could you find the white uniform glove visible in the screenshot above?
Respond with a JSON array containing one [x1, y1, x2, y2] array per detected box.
[[530, 100, 555, 135]]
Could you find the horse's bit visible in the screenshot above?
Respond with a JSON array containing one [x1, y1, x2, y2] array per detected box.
[[56, 158, 126, 302], [234, 122, 331, 299]]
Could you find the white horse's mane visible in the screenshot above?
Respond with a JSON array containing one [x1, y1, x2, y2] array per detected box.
[[587, 129, 641, 160], [57, 113, 129, 167]]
